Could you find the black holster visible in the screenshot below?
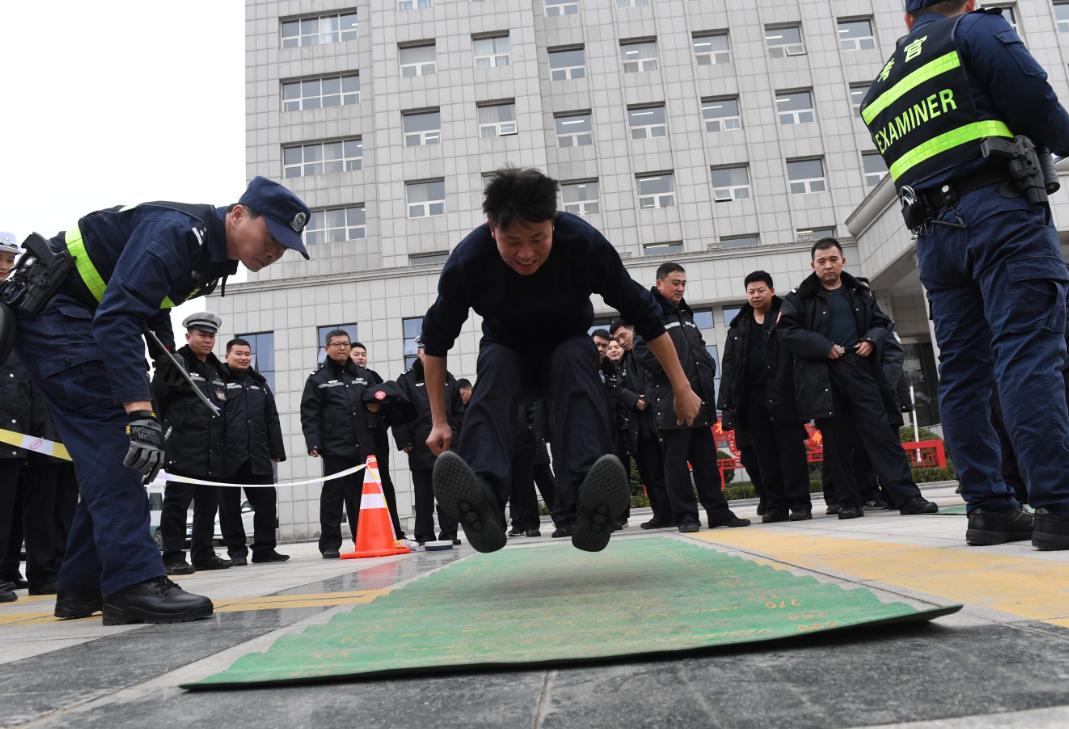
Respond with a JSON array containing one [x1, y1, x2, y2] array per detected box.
[[980, 135, 1050, 205], [0, 233, 76, 316]]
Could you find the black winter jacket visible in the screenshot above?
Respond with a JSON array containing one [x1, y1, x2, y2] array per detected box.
[[599, 358, 636, 454], [152, 346, 227, 478], [717, 297, 802, 428], [777, 272, 898, 422], [393, 359, 464, 471], [634, 289, 717, 431], [300, 358, 376, 461], [221, 365, 285, 477], [0, 352, 32, 461], [616, 349, 657, 441]]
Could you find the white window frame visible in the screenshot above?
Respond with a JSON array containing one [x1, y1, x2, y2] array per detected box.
[[765, 25, 806, 58], [982, 3, 1020, 32], [561, 180, 600, 216], [544, 0, 579, 17], [719, 235, 760, 249], [628, 106, 667, 140], [399, 0, 432, 11], [636, 174, 675, 209], [1057, 2, 1069, 33], [837, 19, 876, 51], [555, 113, 593, 147], [304, 205, 366, 245], [642, 242, 683, 256], [399, 44, 437, 77], [549, 48, 586, 80], [403, 110, 442, 146], [849, 84, 869, 115], [776, 90, 816, 126], [787, 159, 828, 195], [282, 139, 363, 178], [478, 102, 517, 138], [796, 227, 836, 242], [701, 98, 741, 133], [616, 0, 651, 8], [406, 180, 446, 218], [862, 153, 887, 187], [474, 35, 511, 68], [280, 12, 358, 48], [621, 41, 658, 73], [282, 74, 360, 112], [711, 166, 751, 202], [693, 32, 730, 66]]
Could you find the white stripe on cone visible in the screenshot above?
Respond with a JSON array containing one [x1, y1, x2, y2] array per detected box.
[[360, 492, 388, 510]]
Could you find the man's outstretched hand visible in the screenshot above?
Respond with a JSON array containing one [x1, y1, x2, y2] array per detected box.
[[674, 386, 703, 426], [426, 423, 453, 455]]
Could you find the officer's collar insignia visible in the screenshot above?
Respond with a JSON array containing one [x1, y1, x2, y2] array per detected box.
[[291, 212, 307, 232]]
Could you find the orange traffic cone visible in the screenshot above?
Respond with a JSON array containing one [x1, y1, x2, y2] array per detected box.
[[341, 455, 411, 559]]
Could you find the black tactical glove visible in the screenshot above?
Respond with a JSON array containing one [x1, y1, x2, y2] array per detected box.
[[124, 410, 165, 483]]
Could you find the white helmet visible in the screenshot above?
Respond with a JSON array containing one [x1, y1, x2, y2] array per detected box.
[[0, 232, 18, 255]]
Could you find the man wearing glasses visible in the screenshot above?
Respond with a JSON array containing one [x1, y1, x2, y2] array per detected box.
[[300, 330, 376, 558]]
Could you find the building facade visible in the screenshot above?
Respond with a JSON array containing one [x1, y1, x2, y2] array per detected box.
[[219, 0, 1069, 540]]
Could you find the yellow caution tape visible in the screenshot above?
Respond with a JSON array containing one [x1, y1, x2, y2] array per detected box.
[[0, 428, 71, 461]]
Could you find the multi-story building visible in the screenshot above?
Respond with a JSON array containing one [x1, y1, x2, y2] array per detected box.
[[220, 0, 1069, 540]]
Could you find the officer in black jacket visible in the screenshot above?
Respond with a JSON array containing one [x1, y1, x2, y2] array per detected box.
[[718, 271, 811, 522], [217, 338, 288, 565], [155, 312, 232, 574], [634, 262, 750, 533], [394, 340, 463, 544], [777, 239, 938, 519], [301, 329, 376, 558], [0, 320, 32, 602]]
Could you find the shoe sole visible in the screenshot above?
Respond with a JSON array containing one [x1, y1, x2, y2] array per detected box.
[[571, 455, 630, 553], [55, 602, 103, 619], [1032, 533, 1069, 551], [966, 528, 1033, 546], [433, 452, 506, 554], [165, 568, 195, 576], [101, 602, 214, 626]]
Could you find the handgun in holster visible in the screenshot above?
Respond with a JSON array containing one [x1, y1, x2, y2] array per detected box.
[[898, 185, 934, 233], [980, 135, 1058, 205], [0, 233, 76, 316]]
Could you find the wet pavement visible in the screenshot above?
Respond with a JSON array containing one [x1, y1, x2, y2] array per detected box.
[[3, 483, 1068, 729]]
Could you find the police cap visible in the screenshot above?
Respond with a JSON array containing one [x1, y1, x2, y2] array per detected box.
[[238, 177, 312, 261], [0, 232, 19, 255], [182, 311, 223, 334]]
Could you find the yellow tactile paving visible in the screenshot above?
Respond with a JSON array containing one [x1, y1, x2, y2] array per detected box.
[[692, 530, 1069, 626]]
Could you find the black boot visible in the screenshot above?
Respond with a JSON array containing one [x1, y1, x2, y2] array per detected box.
[[102, 577, 213, 625], [54, 586, 104, 619], [966, 507, 1033, 546], [1033, 508, 1069, 551]]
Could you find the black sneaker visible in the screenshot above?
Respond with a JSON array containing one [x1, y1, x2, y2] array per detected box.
[[1032, 507, 1069, 551], [102, 577, 213, 626], [507, 526, 525, 537], [193, 554, 233, 570], [864, 499, 890, 510], [640, 518, 673, 529], [710, 512, 751, 528], [2, 575, 28, 590], [433, 451, 506, 554], [525, 529, 541, 538], [677, 518, 701, 533], [899, 497, 939, 515], [0, 583, 15, 603], [789, 510, 812, 521], [762, 509, 790, 524], [838, 505, 864, 520], [551, 525, 574, 538], [228, 555, 249, 567], [572, 455, 630, 553], [54, 586, 104, 619], [965, 507, 1033, 546], [825, 505, 841, 516], [251, 550, 290, 564], [164, 560, 195, 576], [321, 551, 341, 559]]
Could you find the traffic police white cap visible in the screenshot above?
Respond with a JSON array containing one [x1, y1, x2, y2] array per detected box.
[[0, 232, 19, 255], [182, 311, 223, 334]]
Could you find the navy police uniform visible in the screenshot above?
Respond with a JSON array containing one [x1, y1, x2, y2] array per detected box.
[[861, 3, 1069, 544], [12, 177, 309, 601]]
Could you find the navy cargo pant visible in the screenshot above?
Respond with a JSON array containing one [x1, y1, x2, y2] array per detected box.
[[15, 296, 164, 597], [457, 336, 612, 528], [918, 183, 1069, 515]]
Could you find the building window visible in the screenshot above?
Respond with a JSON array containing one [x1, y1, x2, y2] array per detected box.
[[561, 180, 600, 216], [317, 323, 359, 365], [406, 179, 446, 218], [555, 112, 593, 147], [237, 332, 276, 391], [720, 308, 741, 328], [478, 101, 516, 138], [692, 310, 722, 398], [400, 42, 437, 77], [617, 0, 650, 7], [982, 4, 1019, 32], [642, 241, 683, 256], [837, 18, 876, 51], [282, 74, 360, 112], [549, 47, 586, 80], [796, 226, 836, 242], [720, 234, 759, 249], [637, 173, 675, 209], [409, 252, 449, 266], [305, 205, 366, 245], [711, 165, 751, 202], [776, 89, 815, 125], [282, 138, 362, 178], [402, 109, 441, 146], [787, 158, 827, 194], [1057, 2, 1069, 33], [281, 12, 358, 48], [473, 34, 510, 68], [849, 83, 870, 115], [627, 105, 667, 140], [620, 39, 658, 73], [399, 0, 432, 11], [403, 317, 424, 369], [765, 24, 805, 58], [862, 152, 888, 187], [544, 0, 579, 16], [701, 97, 741, 133], [693, 31, 730, 65]]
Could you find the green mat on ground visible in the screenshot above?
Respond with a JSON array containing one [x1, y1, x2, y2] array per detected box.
[[936, 504, 968, 515], [187, 536, 961, 690]]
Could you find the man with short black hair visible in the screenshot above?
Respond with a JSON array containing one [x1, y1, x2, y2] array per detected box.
[[635, 262, 750, 533], [718, 271, 811, 522], [778, 239, 938, 519], [217, 337, 288, 565], [421, 167, 702, 554]]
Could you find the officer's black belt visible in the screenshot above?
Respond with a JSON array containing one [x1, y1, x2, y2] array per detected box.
[[917, 167, 1011, 213]]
